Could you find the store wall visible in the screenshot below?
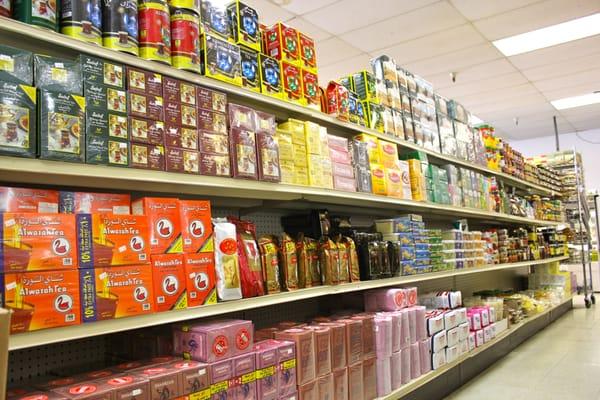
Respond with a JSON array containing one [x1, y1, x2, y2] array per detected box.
[[511, 128, 600, 191]]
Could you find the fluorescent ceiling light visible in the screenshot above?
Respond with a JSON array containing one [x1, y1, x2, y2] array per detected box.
[[551, 93, 600, 110], [493, 13, 600, 56]]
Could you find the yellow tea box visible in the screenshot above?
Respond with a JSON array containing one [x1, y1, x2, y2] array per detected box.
[[378, 139, 398, 168], [370, 164, 387, 195], [279, 118, 305, 144], [304, 121, 321, 155], [280, 159, 295, 184], [293, 144, 307, 167], [294, 166, 309, 186], [277, 129, 294, 161], [307, 154, 323, 187], [385, 167, 403, 198]]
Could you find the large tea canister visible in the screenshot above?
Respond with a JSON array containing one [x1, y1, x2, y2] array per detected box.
[[138, 0, 171, 64], [170, 8, 200, 72], [61, 0, 102, 45], [102, 0, 139, 55]]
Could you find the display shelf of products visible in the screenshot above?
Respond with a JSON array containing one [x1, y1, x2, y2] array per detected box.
[[0, 156, 561, 227], [0, 17, 555, 198], [8, 255, 567, 351], [376, 296, 573, 400]]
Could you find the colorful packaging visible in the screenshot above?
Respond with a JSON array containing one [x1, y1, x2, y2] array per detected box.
[[257, 132, 281, 182], [280, 233, 298, 290], [139, 0, 171, 64], [86, 136, 129, 167], [4, 269, 80, 333], [228, 1, 260, 51], [347, 362, 363, 400], [228, 217, 264, 298], [127, 67, 163, 97], [163, 77, 195, 104], [130, 143, 166, 170], [183, 252, 217, 307], [80, 55, 124, 89], [337, 318, 362, 365], [34, 55, 82, 95], [151, 253, 186, 311], [0, 187, 58, 213], [102, 0, 139, 55], [200, 33, 242, 86], [326, 81, 349, 121], [13, 0, 59, 30], [298, 32, 316, 72], [213, 219, 242, 301], [264, 23, 299, 65], [276, 340, 297, 397], [79, 264, 154, 321], [59, 191, 130, 214], [128, 116, 165, 143], [258, 235, 281, 294], [128, 92, 164, 121], [231, 353, 257, 400], [258, 53, 282, 98], [179, 200, 212, 253], [230, 128, 258, 180], [239, 46, 260, 93], [197, 86, 227, 113], [169, 360, 211, 397], [319, 238, 339, 285], [301, 69, 319, 109], [134, 365, 182, 399], [386, 167, 403, 198], [0, 80, 37, 158], [0, 45, 33, 86], [132, 197, 182, 254], [165, 147, 199, 174], [170, 8, 201, 73], [60, 0, 102, 45], [304, 326, 331, 378], [370, 164, 387, 196], [200, 152, 231, 177], [351, 314, 375, 359], [282, 61, 302, 103], [253, 340, 279, 400], [274, 328, 315, 386], [199, 0, 231, 40]]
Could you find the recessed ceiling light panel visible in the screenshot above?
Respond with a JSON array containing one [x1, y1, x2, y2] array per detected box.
[[551, 93, 600, 110]]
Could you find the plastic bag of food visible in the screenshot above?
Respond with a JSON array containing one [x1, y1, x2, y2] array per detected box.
[[280, 233, 298, 290], [228, 216, 265, 298], [297, 233, 311, 288], [307, 237, 322, 286], [213, 218, 242, 301], [319, 238, 340, 285], [344, 236, 361, 282], [259, 235, 281, 294], [334, 234, 350, 283]]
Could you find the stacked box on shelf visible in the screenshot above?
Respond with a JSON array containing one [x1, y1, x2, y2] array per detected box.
[[354, 133, 385, 194], [277, 126, 295, 185], [442, 164, 463, 207], [369, 56, 400, 136], [428, 229, 445, 271], [228, 103, 259, 180], [436, 98, 457, 157], [279, 118, 308, 185], [304, 120, 333, 188], [400, 150, 428, 202], [375, 216, 420, 276], [479, 125, 502, 171], [411, 216, 430, 274], [414, 75, 439, 152], [198, 87, 230, 177], [328, 134, 355, 191], [351, 137, 372, 193], [427, 164, 450, 205], [483, 230, 500, 264]]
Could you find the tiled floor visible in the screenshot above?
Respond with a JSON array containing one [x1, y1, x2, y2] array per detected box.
[[445, 296, 600, 400]]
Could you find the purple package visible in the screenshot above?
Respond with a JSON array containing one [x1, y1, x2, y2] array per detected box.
[[400, 347, 411, 384], [211, 359, 234, 400], [253, 340, 279, 400], [419, 339, 432, 375], [399, 310, 410, 349], [374, 315, 392, 359], [406, 307, 417, 344], [390, 352, 401, 390], [232, 352, 257, 400], [276, 340, 297, 397], [228, 103, 255, 131], [410, 342, 421, 380], [376, 357, 392, 397], [407, 306, 427, 341]]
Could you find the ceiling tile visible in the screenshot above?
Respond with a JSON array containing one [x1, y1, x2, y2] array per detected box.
[[477, 101, 556, 122], [339, 2, 467, 52], [449, 0, 541, 21], [473, 93, 550, 115], [377, 24, 486, 65], [280, 0, 339, 15], [521, 52, 600, 82], [533, 67, 600, 93], [509, 35, 600, 70], [403, 43, 503, 77], [243, 0, 295, 26], [572, 118, 600, 131], [495, 117, 573, 140], [316, 37, 363, 67], [459, 83, 540, 109], [487, 110, 560, 127], [437, 72, 529, 99], [473, 0, 600, 41], [560, 104, 600, 121], [303, 0, 439, 36], [284, 17, 332, 41], [429, 59, 518, 89], [317, 53, 373, 84], [540, 82, 600, 102]]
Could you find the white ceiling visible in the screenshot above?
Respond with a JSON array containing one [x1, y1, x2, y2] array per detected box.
[[244, 0, 600, 140]]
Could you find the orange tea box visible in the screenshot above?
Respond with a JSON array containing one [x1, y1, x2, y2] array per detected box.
[[183, 253, 217, 307], [77, 214, 150, 268], [2, 213, 78, 272], [0, 187, 59, 213], [79, 264, 154, 322], [179, 200, 213, 254], [151, 253, 186, 312], [3, 269, 81, 333], [59, 191, 131, 214], [132, 197, 182, 254]]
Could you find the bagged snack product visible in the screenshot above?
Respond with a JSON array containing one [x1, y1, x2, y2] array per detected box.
[[343, 236, 360, 282], [296, 233, 310, 288], [258, 235, 281, 294], [334, 234, 350, 283], [319, 238, 340, 285], [279, 233, 298, 290], [306, 237, 321, 286], [228, 216, 265, 298], [213, 218, 242, 301]]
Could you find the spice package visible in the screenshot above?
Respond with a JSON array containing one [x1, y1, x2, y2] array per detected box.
[[60, 0, 102, 45], [282, 61, 302, 103], [259, 53, 282, 98], [59, 191, 130, 214], [13, 0, 59, 30], [200, 33, 242, 86], [301, 68, 319, 110], [139, 0, 171, 64], [0, 45, 33, 85], [227, 1, 260, 51], [258, 235, 281, 294], [239, 45, 260, 93], [171, 8, 201, 73], [3, 269, 81, 333], [151, 253, 186, 311], [228, 217, 265, 298], [183, 252, 217, 307], [334, 236, 350, 283], [179, 199, 213, 253], [102, 0, 139, 55], [39, 90, 85, 162], [132, 197, 182, 254], [0, 187, 58, 213], [79, 264, 154, 321], [213, 219, 242, 301], [264, 23, 300, 65], [319, 238, 340, 285], [34, 55, 82, 95], [0, 80, 37, 158], [279, 233, 299, 290], [230, 128, 258, 180], [274, 329, 315, 386]]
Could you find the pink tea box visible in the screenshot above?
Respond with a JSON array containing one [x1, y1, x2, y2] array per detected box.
[[210, 358, 234, 400], [276, 339, 297, 397], [390, 352, 401, 390], [362, 357, 377, 400], [303, 326, 332, 378], [431, 330, 447, 353], [274, 329, 311, 386], [374, 315, 392, 358], [419, 339, 432, 375], [317, 322, 347, 370], [375, 357, 391, 397], [410, 342, 421, 380], [232, 352, 256, 400], [332, 368, 348, 400], [335, 319, 363, 365], [400, 347, 411, 385], [317, 373, 334, 400], [253, 340, 279, 400], [351, 314, 376, 360]]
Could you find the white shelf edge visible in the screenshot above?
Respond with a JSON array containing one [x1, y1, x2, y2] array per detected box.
[[0, 16, 555, 198], [377, 296, 573, 399], [0, 157, 561, 226], [8, 256, 568, 351]]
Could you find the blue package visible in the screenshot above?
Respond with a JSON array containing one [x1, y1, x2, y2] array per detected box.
[[400, 246, 415, 260], [415, 243, 429, 251], [415, 249, 430, 259], [401, 260, 416, 275]]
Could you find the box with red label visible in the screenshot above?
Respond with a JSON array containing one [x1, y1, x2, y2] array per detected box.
[[298, 32, 317, 72], [130, 143, 166, 171], [301, 69, 319, 110], [151, 254, 186, 312], [282, 62, 302, 104], [230, 128, 258, 180], [326, 82, 349, 121], [166, 147, 200, 175], [163, 77, 197, 105], [165, 124, 199, 151], [179, 200, 212, 254], [197, 87, 227, 113], [52, 381, 115, 399], [231, 352, 257, 400], [128, 92, 164, 121], [274, 328, 315, 386], [200, 153, 231, 177], [2, 213, 78, 272], [79, 264, 154, 322], [76, 213, 150, 268], [378, 140, 399, 168], [183, 253, 217, 307], [264, 23, 300, 65], [132, 197, 182, 255], [3, 269, 81, 333], [59, 191, 131, 214], [0, 187, 59, 213], [100, 374, 152, 399]]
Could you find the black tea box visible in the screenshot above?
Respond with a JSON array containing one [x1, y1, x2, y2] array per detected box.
[[80, 55, 125, 88], [0, 80, 37, 158], [86, 109, 128, 139], [39, 89, 85, 162], [0, 44, 34, 85], [84, 82, 127, 113], [86, 135, 128, 166], [34, 55, 82, 95]]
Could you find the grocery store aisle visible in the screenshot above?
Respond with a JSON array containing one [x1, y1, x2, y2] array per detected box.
[[445, 297, 600, 400]]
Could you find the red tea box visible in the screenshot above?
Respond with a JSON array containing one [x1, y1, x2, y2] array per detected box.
[[210, 359, 234, 400], [282, 62, 302, 103], [264, 23, 299, 65], [301, 69, 319, 110], [333, 368, 348, 400], [197, 87, 227, 113], [199, 131, 229, 154], [197, 109, 227, 135], [134, 365, 182, 400], [298, 32, 317, 72], [4, 269, 81, 333], [151, 254, 186, 311], [362, 357, 376, 400], [318, 322, 346, 370], [132, 197, 182, 254], [257, 132, 281, 182], [179, 200, 212, 253], [228, 103, 255, 131], [230, 128, 258, 180], [129, 92, 165, 121], [183, 253, 217, 307], [76, 213, 150, 268], [351, 314, 375, 359], [59, 192, 131, 214], [276, 340, 297, 397], [254, 111, 276, 135], [317, 374, 333, 400], [79, 265, 154, 321], [0, 187, 59, 213], [130, 143, 166, 171], [298, 380, 317, 400], [127, 67, 163, 96], [168, 360, 211, 397], [165, 124, 199, 150], [326, 82, 349, 121], [253, 340, 279, 400], [274, 328, 315, 385], [347, 363, 363, 400], [129, 117, 165, 145], [166, 147, 200, 174], [200, 153, 231, 177]]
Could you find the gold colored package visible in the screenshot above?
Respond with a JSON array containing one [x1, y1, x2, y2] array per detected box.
[[319, 238, 340, 285], [334, 235, 350, 283], [258, 235, 281, 294], [307, 237, 321, 286], [280, 233, 299, 290], [343, 236, 361, 282]]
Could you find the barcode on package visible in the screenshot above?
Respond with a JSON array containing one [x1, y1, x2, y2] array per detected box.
[[143, 303, 150, 311], [157, 296, 165, 303], [63, 258, 73, 266], [66, 314, 75, 322], [139, 254, 147, 261]]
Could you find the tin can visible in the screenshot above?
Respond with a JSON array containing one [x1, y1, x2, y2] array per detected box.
[[167, 0, 197, 12], [139, 0, 171, 64], [103, 0, 139, 56], [13, 0, 59, 31], [0, 0, 11, 17], [60, 0, 102, 45], [170, 8, 200, 72]]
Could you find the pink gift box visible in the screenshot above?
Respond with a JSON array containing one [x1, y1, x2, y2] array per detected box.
[[362, 357, 377, 400], [374, 315, 393, 358], [318, 322, 347, 370], [400, 348, 411, 385], [253, 340, 279, 400], [210, 359, 234, 400], [232, 353, 256, 400], [405, 287, 418, 306], [317, 373, 334, 400], [348, 362, 364, 400], [406, 308, 417, 344], [390, 352, 402, 390], [410, 342, 421, 380], [276, 340, 297, 397], [381, 312, 402, 353], [364, 288, 407, 311], [298, 380, 317, 400], [399, 309, 410, 349], [303, 326, 332, 378], [351, 314, 376, 360], [407, 306, 426, 341], [419, 339, 432, 375], [274, 329, 313, 386], [376, 357, 392, 397]]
